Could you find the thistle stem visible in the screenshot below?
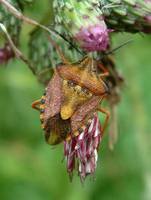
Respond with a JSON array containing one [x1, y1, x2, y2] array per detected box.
[[0, 23, 36, 74]]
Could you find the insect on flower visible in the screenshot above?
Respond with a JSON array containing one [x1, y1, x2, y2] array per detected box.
[[32, 56, 110, 144], [32, 39, 110, 180]]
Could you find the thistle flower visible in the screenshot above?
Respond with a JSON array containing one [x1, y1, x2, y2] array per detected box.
[[100, 0, 151, 33], [0, 43, 14, 64], [64, 114, 102, 181], [53, 0, 110, 52]]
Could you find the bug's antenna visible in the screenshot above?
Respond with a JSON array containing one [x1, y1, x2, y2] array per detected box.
[[51, 28, 84, 56], [101, 39, 133, 59]]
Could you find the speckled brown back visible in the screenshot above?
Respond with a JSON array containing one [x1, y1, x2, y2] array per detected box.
[[43, 70, 63, 124]]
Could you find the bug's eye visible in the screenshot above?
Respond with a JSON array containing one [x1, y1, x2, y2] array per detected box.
[[67, 80, 76, 87]]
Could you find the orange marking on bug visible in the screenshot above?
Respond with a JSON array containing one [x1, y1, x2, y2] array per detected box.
[[87, 119, 92, 124], [81, 125, 86, 131], [73, 131, 79, 137], [41, 124, 45, 129], [40, 114, 44, 123], [40, 114, 44, 119], [66, 135, 71, 141], [40, 104, 45, 109], [41, 95, 46, 99]]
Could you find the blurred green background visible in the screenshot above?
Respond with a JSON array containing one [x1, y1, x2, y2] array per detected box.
[[0, 1, 151, 200]]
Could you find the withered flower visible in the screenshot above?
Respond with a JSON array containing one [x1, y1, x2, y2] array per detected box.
[[64, 114, 102, 181], [0, 43, 14, 64]]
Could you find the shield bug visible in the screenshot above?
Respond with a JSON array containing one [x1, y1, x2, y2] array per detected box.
[[32, 55, 110, 145], [57, 56, 110, 136]]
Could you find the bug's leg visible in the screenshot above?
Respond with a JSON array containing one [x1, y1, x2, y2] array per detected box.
[[97, 63, 109, 77], [32, 100, 41, 111], [108, 104, 118, 150], [97, 107, 110, 135]]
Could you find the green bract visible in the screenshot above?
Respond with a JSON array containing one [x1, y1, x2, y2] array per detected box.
[[29, 24, 80, 84], [0, 0, 22, 44], [101, 0, 151, 33], [53, 0, 110, 52]]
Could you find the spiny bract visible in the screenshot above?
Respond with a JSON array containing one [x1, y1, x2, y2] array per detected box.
[[53, 0, 110, 52], [100, 0, 151, 33]]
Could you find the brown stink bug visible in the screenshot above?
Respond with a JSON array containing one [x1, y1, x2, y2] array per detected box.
[[56, 56, 110, 135], [32, 55, 110, 145]]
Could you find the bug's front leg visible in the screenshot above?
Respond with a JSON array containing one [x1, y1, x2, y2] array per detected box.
[[97, 107, 110, 135], [97, 63, 109, 77], [32, 100, 41, 111]]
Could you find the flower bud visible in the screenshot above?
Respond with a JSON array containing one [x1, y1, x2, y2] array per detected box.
[[101, 0, 151, 33], [53, 0, 110, 52]]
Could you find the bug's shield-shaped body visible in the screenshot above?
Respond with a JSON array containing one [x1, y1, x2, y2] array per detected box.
[[33, 57, 108, 145], [57, 57, 108, 133]]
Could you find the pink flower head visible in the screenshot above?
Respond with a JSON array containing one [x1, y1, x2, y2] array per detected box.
[[64, 114, 102, 181], [145, 15, 151, 23], [75, 23, 110, 52], [0, 43, 14, 64], [144, 0, 151, 24]]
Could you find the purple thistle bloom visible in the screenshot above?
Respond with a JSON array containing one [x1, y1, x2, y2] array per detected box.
[[53, 0, 110, 52], [64, 114, 102, 181], [0, 43, 14, 64], [144, 0, 151, 25], [75, 23, 110, 52], [145, 15, 151, 23]]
